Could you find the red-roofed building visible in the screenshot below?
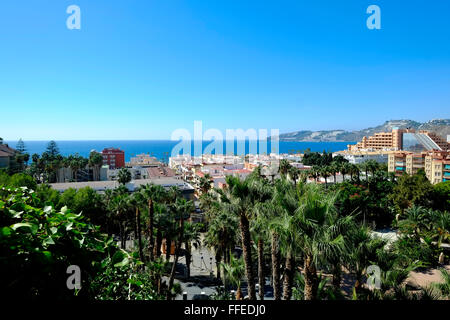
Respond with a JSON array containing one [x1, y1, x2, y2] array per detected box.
[[102, 148, 125, 169], [0, 143, 17, 168]]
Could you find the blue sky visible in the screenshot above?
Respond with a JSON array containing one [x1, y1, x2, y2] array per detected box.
[[1, 0, 449, 140]]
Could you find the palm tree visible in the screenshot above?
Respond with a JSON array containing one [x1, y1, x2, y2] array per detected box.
[[275, 211, 298, 300], [269, 178, 299, 300], [199, 173, 213, 194], [130, 192, 145, 262], [340, 162, 351, 182], [89, 151, 104, 181], [321, 166, 331, 187], [153, 202, 168, 259], [183, 222, 202, 279], [117, 167, 132, 185], [222, 253, 245, 300], [311, 166, 320, 182], [270, 228, 281, 300], [366, 160, 380, 179], [431, 269, 450, 298], [294, 183, 352, 300], [223, 174, 272, 300], [397, 205, 428, 240], [279, 159, 291, 178], [430, 210, 450, 248], [252, 201, 273, 300], [347, 225, 386, 294], [204, 208, 239, 280], [351, 164, 360, 182], [292, 272, 333, 300], [108, 192, 131, 249], [329, 162, 339, 184], [360, 161, 369, 181], [167, 197, 194, 298], [103, 189, 115, 235], [66, 153, 87, 182], [140, 184, 166, 261]]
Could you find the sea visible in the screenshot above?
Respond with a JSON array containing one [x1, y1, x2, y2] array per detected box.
[[4, 140, 356, 162]]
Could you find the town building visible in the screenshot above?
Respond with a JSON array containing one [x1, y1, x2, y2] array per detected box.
[[349, 128, 449, 152], [424, 151, 450, 184], [169, 153, 288, 192], [127, 153, 159, 166], [388, 150, 450, 184], [0, 143, 17, 168], [101, 148, 125, 169], [335, 150, 389, 164]]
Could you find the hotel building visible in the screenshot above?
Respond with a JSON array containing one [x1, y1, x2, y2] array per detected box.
[[102, 147, 125, 169], [388, 150, 450, 184], [349, 128, 449, 152]]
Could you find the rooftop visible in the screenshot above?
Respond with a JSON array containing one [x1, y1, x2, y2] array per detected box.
[[0, 144, 16, 157], [49, 177, 194, 192]]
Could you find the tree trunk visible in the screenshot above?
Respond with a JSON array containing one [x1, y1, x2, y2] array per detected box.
[[134, 217, 138, 241], [185, 241, 191, 279], [167, 213, 184, 299], [271, 232, 281, 300], [119, 222, 124, 249], [236, 286, 242, 300], [148, 199, 154, 261], [304, 255, 318, 300], [354, 271, 363, 294], [123, 228, 128, 250], [239, 214, 256, 300], [332, 263, 341, 293], [165, 238, 171, 261], [282, 251, 294, 300], [155, 229, 162, 258], [136, 207, 144, 262], [216, 250, 222, 281], [257, 238, 265, 300]]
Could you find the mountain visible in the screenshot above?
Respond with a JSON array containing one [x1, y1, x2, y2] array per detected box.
[[277, 119, 450, 142]]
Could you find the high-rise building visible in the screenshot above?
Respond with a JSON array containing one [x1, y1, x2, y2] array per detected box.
[[349, 129, 449, 152], [388, 151, 409, 175], [424, 151, 450, 184], [388, 150, 450, 184], [101, 148, 125, 169]]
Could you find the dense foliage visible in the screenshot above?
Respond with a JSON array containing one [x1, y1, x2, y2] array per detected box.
[[1, 145, 449, 301]]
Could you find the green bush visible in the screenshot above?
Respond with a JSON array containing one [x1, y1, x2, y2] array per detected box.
[[0, 187, 157, 300], [0, 172, 36, 190], [433, 181, 450, 211]]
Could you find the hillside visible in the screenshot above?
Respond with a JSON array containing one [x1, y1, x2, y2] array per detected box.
[[277, 119, 450, 142]]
